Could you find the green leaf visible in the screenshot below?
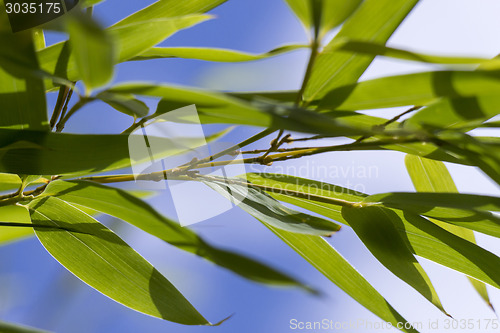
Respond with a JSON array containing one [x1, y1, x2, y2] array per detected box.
[[304, 0, 419, 101], [109, 82, 370, 137], [0, 205, 33, 245], [328, 39, 500, 66], [263, 224, 418, 333], [131, 44, 306, 62], [317, 70, 500, 110], [0, 320, 50, 333], [96, 91, 149, 118], [32, 29, 45, 51], [40, 180, 312, 290], [204, 177, 342, 236], [245, 173, 500, 290], [111, 0, 227, 27], [362, 191, 500, 238], [404, 95, 500, 131], [0, 18, 47, 129], [405, 154, 495, 311], [342, 206, 448, 315], [436, 133, 500, 187], [284, 0, 363, 36], [38, 14, 212, 91], [66, 14, 115, 92], [29, 196, 210, 325], [0, 130, 183, 175]]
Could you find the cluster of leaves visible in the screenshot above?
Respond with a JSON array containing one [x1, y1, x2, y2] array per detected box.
[[1, 0, 500, 332]]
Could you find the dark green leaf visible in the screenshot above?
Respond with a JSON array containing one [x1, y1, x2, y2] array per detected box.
[[284, 0, 363, 36], [318, 70, 500, 110], [204, 177, 342, 236], [67, 14, 115, 92], [342, 206, 448, 314], [96, 91, 149, 118], [405, 154, 495, 311], [304, 0, 419, 101]]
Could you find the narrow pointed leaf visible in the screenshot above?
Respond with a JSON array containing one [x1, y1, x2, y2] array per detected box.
[[38, 14, 212, 91], [245, 173, 500, 290], [109, 82, 370, 137], [327, 39, 500, 66], [304, 0, 419, 101], [342, 206, 448, 315], [96, 91, 149, 118], [67, 14, 115, 92], [0, 320, 50, 333], [0, 15, 47, 129], [318, 70, 500, 110], [284, 0, 363, 35], [406, 154, 494, 311], [40, 180, 312, 290], [29, 197, 210, 325], [0, 205, 33, 245], [131, 44, 305, 62], [263, 223, 418, 333], [204, 177, 342, 236]]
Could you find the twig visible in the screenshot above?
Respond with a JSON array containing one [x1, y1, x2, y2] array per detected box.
[[354, 105, 422, 144]]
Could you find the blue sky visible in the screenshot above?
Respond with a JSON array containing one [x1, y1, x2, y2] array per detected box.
[[2, 0, 500, 332]]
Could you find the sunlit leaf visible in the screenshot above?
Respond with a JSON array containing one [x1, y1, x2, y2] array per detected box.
[[29, 196, 210, 325], [0, 205, 33, 245], [40, 180, 312, 290], [67, 13, 115, 92], [284, 0, 363, 37], [0, 14, 47, 129], [131, 44, 306, 62], [204, 176, 342, 236], [304, 0, 419, 101]]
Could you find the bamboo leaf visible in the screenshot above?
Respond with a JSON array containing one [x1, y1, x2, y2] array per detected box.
[[326, 39, 500, 66], [204, 177, 342, 236], [0, 205, 33, 245], [131, 44, 306, 62], [0, 16, 47, 129], [38, 14, 212, 91], [245, 173, 500, 291], [66, 14, 115, 92], [0, 130, 184, 175], [0, 320, 50, 333], [263, 223, 419, 333], [40, 180, 312, 290], [96, 91, 149, 118], [29, 196, 210, 325], [405, 154, 495, 311], [317, 70, 500, 110], [342, 206, 448, 315], [284, 0, 363, 36], [109, 82, 370, 137], [304, 0, 419, 101], [404, 95, 500, 131]]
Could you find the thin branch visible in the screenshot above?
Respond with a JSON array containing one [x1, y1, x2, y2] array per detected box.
[[354, 105, 422, 144], [195, 174, 360, 208]]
